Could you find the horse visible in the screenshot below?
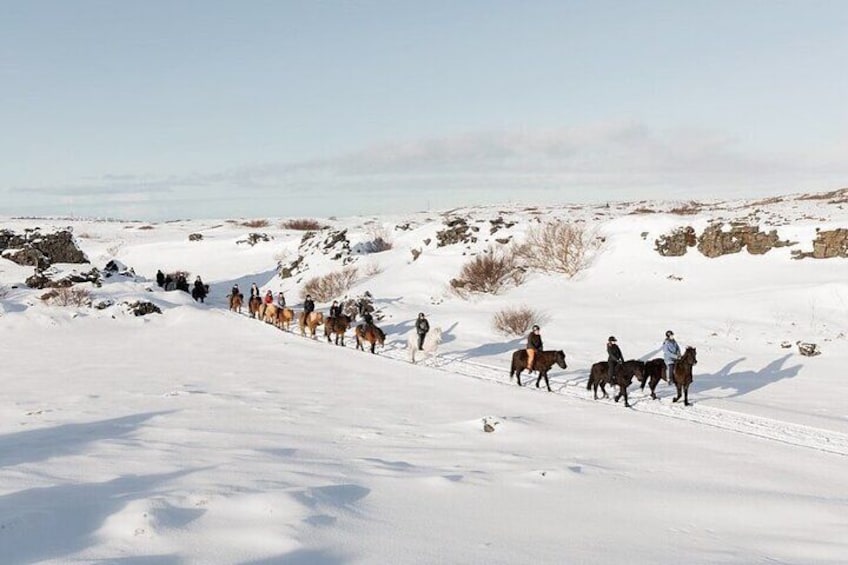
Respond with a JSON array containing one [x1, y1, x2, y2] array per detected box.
[[298, 311, 324, 339], [641, 358, 668, 400], [671, 346, 697, 406], [509, 350, 567, 392], [248, 296, 263, 319], [228, 293, 243, 313], [586, 360, 644, 408], [324, 315, 352, 346], [276, 307, 296, 331], [408, 327, 443, 363], [191, 284, 209, 303], [262, 304, 279, 325], [355, 324, 385, 354]]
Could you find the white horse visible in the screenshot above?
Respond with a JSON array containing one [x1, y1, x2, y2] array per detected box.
[[408, 327, 443, 363]]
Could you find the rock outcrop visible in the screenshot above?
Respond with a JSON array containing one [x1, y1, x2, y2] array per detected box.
[[0, 228, 88, 269], [791, 228, 848, 259]]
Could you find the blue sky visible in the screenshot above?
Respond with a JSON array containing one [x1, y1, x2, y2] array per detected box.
[[2, 1, 847, 219]]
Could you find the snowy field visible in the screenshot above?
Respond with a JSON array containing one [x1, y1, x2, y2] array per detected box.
[[1, 192, 847, 564]]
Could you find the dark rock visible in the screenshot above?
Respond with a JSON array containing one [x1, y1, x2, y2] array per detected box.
[[655, 226, 697, 256], [188, 233, 203, 241], [236, 233, 272, 246], [791, 228, 848, 259], [0, 228, 88, 269], [125, 300, 162, 316], [411, 248, 422, 261]]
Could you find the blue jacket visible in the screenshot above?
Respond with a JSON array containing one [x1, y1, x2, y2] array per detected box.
[[663, 338, 681, 364]]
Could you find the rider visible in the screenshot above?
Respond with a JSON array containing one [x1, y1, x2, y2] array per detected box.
[[606, 336, 624, 384], [663, 330, 681, 385], [415, 313, 430, 351], [231, 283, 240, 297], [276, 291, 286, 308], [303, 294, 315, 315], [363, 310, 374, 329], [264, 290, 274, 305], [329, 300, 343, 318], [193, 276, 206, 302], [250, 283, 260, 300], [525, 325, 543, 372]]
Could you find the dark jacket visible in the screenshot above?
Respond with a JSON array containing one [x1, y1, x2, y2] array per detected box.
[[231, 285, 240, 297], [527, 332, 543, 350], [250, 285, 260, 298], [416, 317, 430, 335], [329, 304, 342, 318], [607, 343, 624, 364], [363, 312, 374, 326], [156, 270, 165, 287], [304, 298, 315, 314]]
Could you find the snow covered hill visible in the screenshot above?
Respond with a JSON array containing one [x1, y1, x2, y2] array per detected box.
[[1, 190, 847, 563]]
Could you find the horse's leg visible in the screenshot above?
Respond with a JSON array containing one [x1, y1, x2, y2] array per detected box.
[[516, 369, 523, 387], [684, 383, 690, 406], [544, 372, 552, 392], [673, 381, 682, 403], [649, 377, 658, 400], [370, 342, 376, 354], [622, 385, 630, 408]]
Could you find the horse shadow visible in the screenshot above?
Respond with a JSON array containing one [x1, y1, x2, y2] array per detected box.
[[695, 354, 802, 398], [455, 338, 523, 361]]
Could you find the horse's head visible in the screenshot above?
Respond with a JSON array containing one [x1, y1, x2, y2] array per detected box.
[[684, 346, 697, 365], [430, 327, 443, 344], [555, 350, 567, 369]]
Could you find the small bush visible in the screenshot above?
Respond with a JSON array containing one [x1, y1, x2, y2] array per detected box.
[[45, 287, 92, 307], [362, 261, 383, 277], [301, 267, 359, 302], [492, 306, 547, 336], [451, 247, 524, 296], [137, 225, 155, 230], [241, 219, 270, 228], [363, 226, 393, 253], [514, 221, 599, 278], [283, 218, 325, 231]]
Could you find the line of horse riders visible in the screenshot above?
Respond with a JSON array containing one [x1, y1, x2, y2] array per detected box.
[[226, 283, 697, 408], [512, 327, 698, 407], [227, 283, 388, 354]]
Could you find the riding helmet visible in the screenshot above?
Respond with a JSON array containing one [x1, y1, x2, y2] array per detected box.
[[608, 336, 616, 342], [666, 330, 674, 338]]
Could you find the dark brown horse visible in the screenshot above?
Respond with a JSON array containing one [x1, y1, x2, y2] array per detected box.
[[586, 360, 645, 408], [248, 296, 262, 319], [509, 350, 567, 392], [325, 315, 352, 346], [641, 358, 668, 400], [671, 346, 697, 406], [355, 324, 385, 354]]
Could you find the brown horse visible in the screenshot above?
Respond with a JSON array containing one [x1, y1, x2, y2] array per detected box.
[[671, 346, 697, 406], [641, 358, 668, 400], [355, 324, 385, 354], [228, 293, 243, 313], [298, 311, 324, 338], [586, 360, 644, 408], [276, 307, 295, 331], [509, 350, 567, 392], [248, 296, 262, 319], [262, 303, 279, 325], [325, 315, 352, 346]]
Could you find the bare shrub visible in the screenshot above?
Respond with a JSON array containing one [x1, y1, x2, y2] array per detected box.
[[301, 267, 359, 302], [46, 287, 92, 307], [362, 261, 383, 277], [364, 225, 393, 253], [451, 247, 524, 296], [514, 221, 600, 278], [492, 306, 547, 336], [137, 225, 155, 230], [241, 219, 270, 228], [668, 201, 702, 215], [283, 218, 325, 231]]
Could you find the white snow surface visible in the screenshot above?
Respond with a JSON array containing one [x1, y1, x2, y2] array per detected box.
[[2, 193, 848, 564]]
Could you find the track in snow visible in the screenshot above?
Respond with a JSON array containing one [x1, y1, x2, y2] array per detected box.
[[376, 343, 848, 458], [232, 312, 848, 458]]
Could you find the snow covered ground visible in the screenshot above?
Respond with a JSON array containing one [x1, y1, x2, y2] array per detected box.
[[1, 192, 847, 563]]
